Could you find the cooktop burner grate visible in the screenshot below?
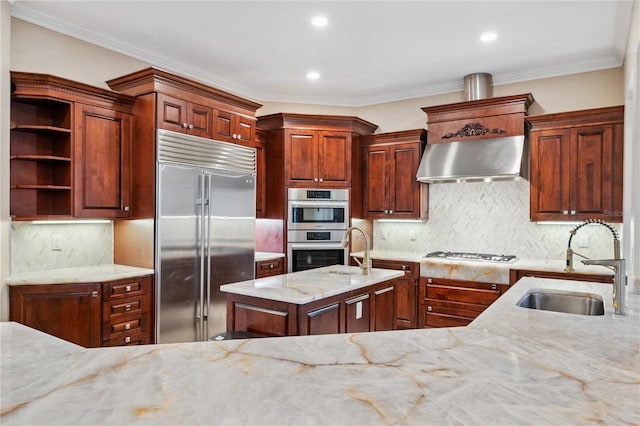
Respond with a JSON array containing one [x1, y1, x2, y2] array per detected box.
[[425, 251, 517, 263]]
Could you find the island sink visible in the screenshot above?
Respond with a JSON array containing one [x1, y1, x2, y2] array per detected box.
[[516, 288, 605, 316]]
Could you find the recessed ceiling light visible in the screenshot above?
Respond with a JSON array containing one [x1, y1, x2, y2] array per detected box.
[[480, 32, 498, 43], [311, 16, 328, 28], [306, 71, 320, 80]]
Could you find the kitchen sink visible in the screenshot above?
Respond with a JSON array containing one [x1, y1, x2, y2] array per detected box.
[[516, 289, 605, 316]]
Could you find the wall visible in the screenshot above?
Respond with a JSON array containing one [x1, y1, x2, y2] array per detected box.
[[10, 222, 113, 274], [1, 1, 12, 320], [623, 0, 640, 292]]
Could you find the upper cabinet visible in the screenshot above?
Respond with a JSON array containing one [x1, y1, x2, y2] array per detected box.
[[527, 106, 624, 222], [358, 129, 428, 220], [106, 67, 263, 219], [156, 93, 213, 138], [257, 113, 378, 190], [10, 72, 135, 220]]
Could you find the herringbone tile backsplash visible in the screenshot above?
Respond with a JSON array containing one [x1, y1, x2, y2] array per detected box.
[[374, 180, 622, 260]]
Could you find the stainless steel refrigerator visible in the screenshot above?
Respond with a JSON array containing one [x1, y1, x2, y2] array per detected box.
[[155, 129, 256, 343]]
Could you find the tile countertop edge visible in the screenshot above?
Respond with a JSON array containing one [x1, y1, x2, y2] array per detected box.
[[2, 278, 638, 425], [6, 264, 155, 285]]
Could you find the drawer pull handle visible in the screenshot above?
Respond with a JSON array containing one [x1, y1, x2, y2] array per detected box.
[[427, 278, 432, 284], [125, 336, 131, 343], [91, 291, 99, 298], [491, 284, 497, 290], [125, 323, 131, 330], [427, 306, 433, 312], [270, 264, 274, 269], [125, 304, 131, 312], [125, 285, 131, 292]]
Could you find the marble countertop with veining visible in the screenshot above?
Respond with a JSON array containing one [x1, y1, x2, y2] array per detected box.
[[2, 276, 638, 425], [220, 265, 404, 304], [254, 251, 285, 262], [5, 264, 155, 285], [351, 250, 613, 285]]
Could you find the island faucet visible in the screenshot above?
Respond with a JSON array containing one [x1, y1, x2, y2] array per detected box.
[[341, 226, 372, 275], [564, 218, 625, 315]]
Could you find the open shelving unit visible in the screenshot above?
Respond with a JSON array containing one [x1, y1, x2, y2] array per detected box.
[[10, 97, 74, 219]]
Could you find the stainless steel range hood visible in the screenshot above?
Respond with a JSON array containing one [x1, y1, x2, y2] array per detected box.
[[416, 135, 529, 183]]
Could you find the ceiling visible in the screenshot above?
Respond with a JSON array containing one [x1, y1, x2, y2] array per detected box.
[[10, 1, 634, 107]]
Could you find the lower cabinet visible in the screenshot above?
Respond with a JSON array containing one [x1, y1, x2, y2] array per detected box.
[[255, 257, 285, 278], [9, 275, 154, 347], [419, 277, 506, 328], [226, 279, 396, 337], [350, 258, 419, 329]]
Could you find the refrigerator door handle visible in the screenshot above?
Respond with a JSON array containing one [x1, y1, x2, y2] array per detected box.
[[204, 173, 212, 340], [198, 173, 206, 341]]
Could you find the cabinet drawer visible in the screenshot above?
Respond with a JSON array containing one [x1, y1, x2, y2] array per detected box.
[[102, 332, 146, 347], [424, 299, 486, 319], [104, 317, 144, 341], [421, 310, 472, 328], [427, 284, 500, 306], [256, 258, 284, 278], [103, 277, 149, 300], [370, 259, 419, 279]]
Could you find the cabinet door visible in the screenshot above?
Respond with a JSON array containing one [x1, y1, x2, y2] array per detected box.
[[305, 303, 341, 335], [318, 131, 351, 187], [9, 283, 102, 347], [236, 116, 255, 143], [529, 129, 572, 221], [286, 129, 318, 185], [363, 146, 390, 217], [394, 277, 417, 329], [344, 294, 370, 333], [372, 285, 395, 331], [389, 143, 421, 218], [156, 93, 188, 133], [74, 104, 131, 218], [571, 125, 615, 219], [213, 109, 234, 142], [187, 103, 213, 138]]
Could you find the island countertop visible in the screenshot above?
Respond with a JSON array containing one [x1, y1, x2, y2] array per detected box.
[[2, 277, 638, 425], [220, 264, 405, 304]]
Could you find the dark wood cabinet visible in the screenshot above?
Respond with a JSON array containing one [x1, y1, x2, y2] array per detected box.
[[213, 109, 255, 144], [255, 257, 284, 278], [360, 130, 428, 220], [352, 258, 420, 329], [156, 93, 212, 138], [528, 106, 624, 222], [9, 275, 154, 347], [74, 104, 131, 218], [226, 278, 397, 337], [9, 283, 102, 347], [419, 277, 505, 328], [10, 72, 135, 220]]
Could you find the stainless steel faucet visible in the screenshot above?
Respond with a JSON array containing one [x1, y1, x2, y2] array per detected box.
[[565, 219, 620, 272], [341, 226, 372, 275], [564, 218, 625, 315], [581, 258, 626, 315]]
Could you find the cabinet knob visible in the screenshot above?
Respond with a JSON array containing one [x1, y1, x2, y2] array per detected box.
[[188, 124, 194, 129], [401, 265, 407, 271], [427, 306, 433, 312], [125, 323, 131, 330], [384, 210, 389, 214], [125, 285, 132, 292], [125, 304, 131, 312], [270, 264, 274, 269], [563, 210, 569, 215], [182, 123, 188, 128], [123, 206, 130, 212], [570, 210, 576, 215], [91, 291, 99, 298], [314, 178, 319, 182], [389, 210, 393, 214], [427, 278, 432, 283], [491, 284, 497, 290], [125, 336, 131, 343], [319, 178, 323, 182]]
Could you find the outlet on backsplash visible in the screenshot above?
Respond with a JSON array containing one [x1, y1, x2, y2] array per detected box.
[[52, 235, 62, 251], [409, 231, 416, 241]]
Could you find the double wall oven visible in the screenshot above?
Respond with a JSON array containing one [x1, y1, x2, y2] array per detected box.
[[287, 188, 349, 272]]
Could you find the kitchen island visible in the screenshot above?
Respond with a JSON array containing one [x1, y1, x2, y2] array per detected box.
[[1, 277, 638, 425], [220, 265, 405, 336]]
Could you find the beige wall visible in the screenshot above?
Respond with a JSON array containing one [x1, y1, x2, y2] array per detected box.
[[1, 1, 11, 321]]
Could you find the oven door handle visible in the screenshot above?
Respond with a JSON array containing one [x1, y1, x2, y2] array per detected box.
[[289, 243, 345, 250], [289, 201, 348, 208]]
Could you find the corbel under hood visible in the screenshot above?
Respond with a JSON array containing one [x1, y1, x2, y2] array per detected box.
[[417, 90, 534, 184]]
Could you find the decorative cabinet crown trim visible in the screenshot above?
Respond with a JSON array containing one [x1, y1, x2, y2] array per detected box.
[[526, 105, 624, 130], [257, 112, 378, 135]]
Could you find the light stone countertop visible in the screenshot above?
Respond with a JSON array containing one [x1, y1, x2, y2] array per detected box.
[[1, 277, 638, 425], [220, 265, 404, 304], [254, 251, 285, 262], [5, 264, 155, 285], [351, 250, 613, 285]]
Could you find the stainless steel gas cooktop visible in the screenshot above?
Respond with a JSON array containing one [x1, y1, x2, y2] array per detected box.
[[425, 251, 517, 263]]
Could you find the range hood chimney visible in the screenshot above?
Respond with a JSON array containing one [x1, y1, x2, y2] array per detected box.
[[416, 77, 533, 184]]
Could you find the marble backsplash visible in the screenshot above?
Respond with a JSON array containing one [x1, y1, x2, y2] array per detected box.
[[10, 222, 113, 274], [374, 180, 622, 261]]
